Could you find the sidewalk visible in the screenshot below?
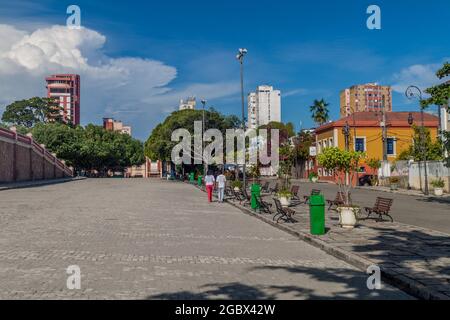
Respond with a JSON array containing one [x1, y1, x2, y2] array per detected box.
[[356, 185, 450, 200], [0, 177, 86, 191], [192, 183, 450, 300]]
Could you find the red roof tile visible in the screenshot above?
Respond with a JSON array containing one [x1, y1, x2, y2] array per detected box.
[[315, 111, 439, 133]]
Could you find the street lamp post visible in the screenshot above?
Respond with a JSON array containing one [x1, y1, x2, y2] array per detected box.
[[236, 48, 248, 189], [201, 99, 207, 175], [407, 112, 414, 190], [406, 86, 429, 195]]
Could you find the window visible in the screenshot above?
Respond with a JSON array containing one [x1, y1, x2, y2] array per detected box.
[[387, 138, 396, 155], [355, 137, 366, 152]]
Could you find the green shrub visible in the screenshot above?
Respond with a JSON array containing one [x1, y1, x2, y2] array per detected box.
[[430, 178, 445, 188]]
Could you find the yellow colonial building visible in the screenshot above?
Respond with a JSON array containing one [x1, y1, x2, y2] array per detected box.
[[314, 111, 439, 179]]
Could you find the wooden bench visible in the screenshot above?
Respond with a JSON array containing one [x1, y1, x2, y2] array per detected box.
[[364, 197, 394, 222], [255, 195, 273, 214], [290, 185, 300, 200], [327, 191, 351, 211], [270, 183, 279, 194], [260, 181, 270, 194], [303, 189, 321, 204], [273, 198, 296, 223]]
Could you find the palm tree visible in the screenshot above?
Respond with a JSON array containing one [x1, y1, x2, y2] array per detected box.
[[310, 99, 330, 126]]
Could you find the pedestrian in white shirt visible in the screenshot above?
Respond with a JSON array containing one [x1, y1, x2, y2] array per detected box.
[[216, 171, 227, 203]]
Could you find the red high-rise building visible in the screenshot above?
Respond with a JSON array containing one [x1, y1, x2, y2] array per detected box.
[[45, 74, 80, 125]]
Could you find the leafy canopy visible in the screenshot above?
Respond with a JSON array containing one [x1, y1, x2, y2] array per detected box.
[[2, 97, 62, 128], [145, 108, 240, 161]]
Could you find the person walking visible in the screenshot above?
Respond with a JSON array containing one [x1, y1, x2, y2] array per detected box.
[[216, 171, 227, 203], [204, 171, 215, 202]]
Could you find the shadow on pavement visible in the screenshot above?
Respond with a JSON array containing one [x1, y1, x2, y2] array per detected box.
[[146, 266, 412, 300]]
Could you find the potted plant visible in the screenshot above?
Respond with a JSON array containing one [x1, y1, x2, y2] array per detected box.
[[277, 188, 293, 207], [317, 147, 365, 229], [231, 180, 242, 192], [431, 178, 445, 196], [309, 171, 319, 183], [389, 176, 400, 190]]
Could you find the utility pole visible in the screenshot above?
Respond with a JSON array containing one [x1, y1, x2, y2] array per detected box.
[[381, 95, 388, 162], [342, 121, 350, 185], [343, 121, 350, 151]]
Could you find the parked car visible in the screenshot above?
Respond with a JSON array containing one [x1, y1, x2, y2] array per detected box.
[[358, 174, 376, 186]]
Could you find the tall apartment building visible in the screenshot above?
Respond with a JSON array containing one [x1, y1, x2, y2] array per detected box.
[[45, 74, 80, 125], [340, 83, 392, 117], [247, 85, 281, 129], [179, 97, 196, 110], [103, 118, 132, 136]]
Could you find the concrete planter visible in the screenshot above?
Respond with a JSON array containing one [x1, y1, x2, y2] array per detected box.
[[433, 187, 444, 196], [279, 196, 291, 207], [337, 207, 357, 229]]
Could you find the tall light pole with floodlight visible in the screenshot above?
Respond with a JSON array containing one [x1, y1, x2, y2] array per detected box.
[[201, 99, 207, 175], [236, 48, 248, 189]]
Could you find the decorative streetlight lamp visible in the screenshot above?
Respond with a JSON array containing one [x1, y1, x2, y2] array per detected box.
[[236, 48, 248, 189], [406, 86, 429, 195]]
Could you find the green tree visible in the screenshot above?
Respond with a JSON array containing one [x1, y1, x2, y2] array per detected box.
[[31, 123, 144, 173], [145, 108, 240, 162], [310, 99, 330, 126], [317, 147, 365, 206], [421, 62, 450, 108], [397, 125, 443, 161], [421, 62, 449, 166], [2, 97, 62, 128]]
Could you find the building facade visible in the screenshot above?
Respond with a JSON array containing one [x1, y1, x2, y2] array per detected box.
[[179, 97, 196, 110], [314, 111, 439, 182], [340, 83, 392, 117], [45, 74, 80, 125], [103, 118, 132, 135], [247, 85, 281, 129]]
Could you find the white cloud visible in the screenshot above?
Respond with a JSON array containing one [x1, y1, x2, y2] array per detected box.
[[391, 62, 446, 95], [0, 24, 239, 139]]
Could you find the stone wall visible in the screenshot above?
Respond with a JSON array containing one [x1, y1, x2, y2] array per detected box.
[[0, 127, 73, 183]]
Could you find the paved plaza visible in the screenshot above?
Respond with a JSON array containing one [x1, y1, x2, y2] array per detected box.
[[0, 179, 411, 299]]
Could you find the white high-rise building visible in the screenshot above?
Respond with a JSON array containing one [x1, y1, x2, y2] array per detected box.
[[179, 97, 196, 110], [247, 85, 281, 129]]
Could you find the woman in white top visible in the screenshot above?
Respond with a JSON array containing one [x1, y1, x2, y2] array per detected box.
[[204, 171, 215, 202]]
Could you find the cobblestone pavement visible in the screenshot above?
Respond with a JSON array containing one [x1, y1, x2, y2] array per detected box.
[[0, 179, 411, 299], [236, 190, 450, 299]]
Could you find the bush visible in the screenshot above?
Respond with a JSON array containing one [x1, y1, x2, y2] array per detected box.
[[277, 188, 292, 198], [389, 176, 400, 184], [231, 180, 242, 189], [430, 178, 445, 188]]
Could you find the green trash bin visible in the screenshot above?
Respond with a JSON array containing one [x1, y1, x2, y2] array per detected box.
[[189, 172, 194, 183], [309, 194, 325, 235], [197, 175, 203, 187], [250, 183, 261, 210]]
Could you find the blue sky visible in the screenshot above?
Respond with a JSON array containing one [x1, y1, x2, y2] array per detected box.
[[0, 0, 449, 140]]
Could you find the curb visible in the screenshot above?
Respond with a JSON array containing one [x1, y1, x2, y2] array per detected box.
[[188, 182, 448, 300], [0, 177, 86, 191]]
